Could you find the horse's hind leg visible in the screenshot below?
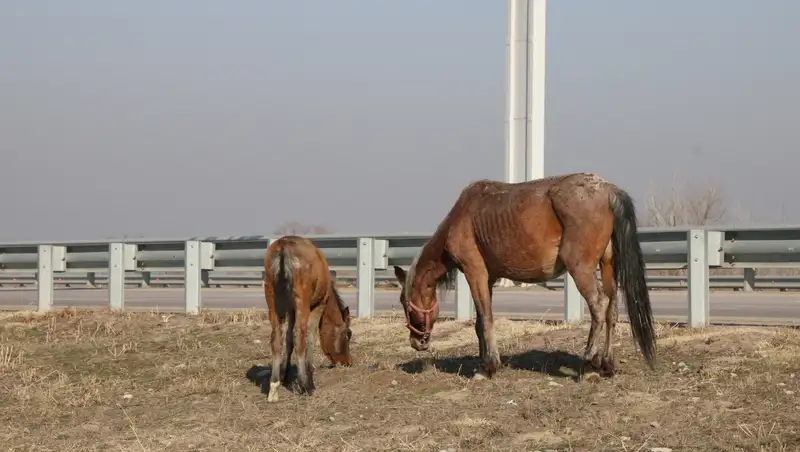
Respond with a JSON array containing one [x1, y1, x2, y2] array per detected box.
[[559, 240, 611, 378], [599, 247, 618, 376]]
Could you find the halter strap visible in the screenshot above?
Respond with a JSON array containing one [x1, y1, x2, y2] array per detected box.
[[403, 297, 439, 339]]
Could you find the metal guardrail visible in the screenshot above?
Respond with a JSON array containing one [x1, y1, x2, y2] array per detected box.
[[2, 273, 800, 291], [1, 225, 800, 327]]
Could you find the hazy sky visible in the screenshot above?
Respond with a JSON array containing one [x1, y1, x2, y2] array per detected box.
[[2, 1, 798, 241]]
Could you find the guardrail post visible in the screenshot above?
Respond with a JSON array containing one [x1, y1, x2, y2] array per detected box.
[[185, 240, 202, 315], [454, 271, 473, 321], [743, 268, 755, 292], [563, 273, 584, 323], [688, 229, 710, 327], [356, 237, 375, 318], [140, 271, 151, 288], [108, 243, 125, 310], [37, 245, 54, 312]]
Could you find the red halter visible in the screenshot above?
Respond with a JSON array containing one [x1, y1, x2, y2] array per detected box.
[[403, 296, 439, 339]]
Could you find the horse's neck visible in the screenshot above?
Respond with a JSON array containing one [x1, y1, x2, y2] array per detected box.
[[413, 241, 450, 289], [322, 292, 344, 325]]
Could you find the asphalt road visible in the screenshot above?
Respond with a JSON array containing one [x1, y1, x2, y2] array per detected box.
[[1, 287, 799, 325]]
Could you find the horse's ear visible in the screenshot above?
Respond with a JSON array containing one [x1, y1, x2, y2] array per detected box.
[[393, 265, 407, 285]]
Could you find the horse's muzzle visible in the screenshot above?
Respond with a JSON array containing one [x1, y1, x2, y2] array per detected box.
[[409, 334, 430, 351]]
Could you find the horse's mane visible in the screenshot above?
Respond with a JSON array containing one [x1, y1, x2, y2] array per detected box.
[[327, 280, 349, 322], [404, 210, 460, 303]]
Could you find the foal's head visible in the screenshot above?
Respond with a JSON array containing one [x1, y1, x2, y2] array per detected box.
[[393, 263, 448, 352], [320, 286, 353, 366]]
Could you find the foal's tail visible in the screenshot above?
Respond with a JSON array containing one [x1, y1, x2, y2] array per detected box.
[[610, 188, 657, 369], [268, 245, 296, 314]]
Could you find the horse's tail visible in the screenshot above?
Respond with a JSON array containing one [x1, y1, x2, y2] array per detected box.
[[610, 187, 657, 369], [268, 245, 296, 314]]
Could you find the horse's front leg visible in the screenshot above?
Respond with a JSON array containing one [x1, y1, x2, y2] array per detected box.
[[466, 272, 499, 379]]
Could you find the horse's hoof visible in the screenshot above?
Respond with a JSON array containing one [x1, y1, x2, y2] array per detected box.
[[472, 371, 488, 381], [582, 371, 602, 383], [586, 355, 602, 371], [484, 353, 501, 378], [600, 360, 616, 377]]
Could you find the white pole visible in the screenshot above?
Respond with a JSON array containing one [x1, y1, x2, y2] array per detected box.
[[526, 0, 546, 181], [505, 0, 524, 183], [505, 0, 547, 183]]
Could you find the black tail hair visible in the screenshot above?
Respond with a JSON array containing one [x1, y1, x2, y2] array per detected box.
[[269, 248, 295, 317], [610, 188, 657, 369]]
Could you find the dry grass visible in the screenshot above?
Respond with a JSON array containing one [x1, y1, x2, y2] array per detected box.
[[1, 308, 799, 452]]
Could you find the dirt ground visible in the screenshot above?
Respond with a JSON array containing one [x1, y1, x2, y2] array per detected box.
[[1, 309, 799, 452]]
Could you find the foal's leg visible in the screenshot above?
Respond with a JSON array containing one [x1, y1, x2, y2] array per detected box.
[[300, 301, 326, 394], [267, 311, 290, 403], [281, 310, 295, 385], [293, 296, 317, 395]]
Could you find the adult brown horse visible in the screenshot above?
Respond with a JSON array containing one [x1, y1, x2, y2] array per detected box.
[[263, 235, 353, 402], [392, 172, 656, 380]]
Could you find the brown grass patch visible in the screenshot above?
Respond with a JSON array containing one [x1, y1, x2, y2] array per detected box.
[[2, 309, 800, 451]]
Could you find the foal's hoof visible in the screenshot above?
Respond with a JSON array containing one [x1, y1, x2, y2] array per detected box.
[[300, 383, 316, 396], [472, 371, 488, 381], [266, 381, 281, 402]]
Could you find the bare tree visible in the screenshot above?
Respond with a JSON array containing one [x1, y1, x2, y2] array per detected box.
[[642, 178, 728, 227], [272, 221, 331, 236], [641, 177, 760, 278]]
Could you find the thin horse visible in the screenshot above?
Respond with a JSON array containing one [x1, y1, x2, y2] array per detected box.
[[263, 235, 353, 401], [393, 172, 656, 379]]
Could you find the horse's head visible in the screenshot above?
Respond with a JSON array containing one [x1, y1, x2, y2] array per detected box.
[[320, 300, 353, 367], [393, 264, 441, 352]]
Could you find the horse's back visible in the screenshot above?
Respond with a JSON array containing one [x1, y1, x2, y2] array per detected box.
[[265, 235, 333, 300], [440, 178, 564, 281], [268, 235, 329, 267], [442, 173, 619, 280]]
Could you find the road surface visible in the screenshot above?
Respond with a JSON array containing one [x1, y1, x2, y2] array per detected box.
[[1, 287, 799, 325]]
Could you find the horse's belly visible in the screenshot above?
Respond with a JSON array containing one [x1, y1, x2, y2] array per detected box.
[[466, 191, 566, 283], [509, 258, 565, 283], [484, 246, 565, 283]]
